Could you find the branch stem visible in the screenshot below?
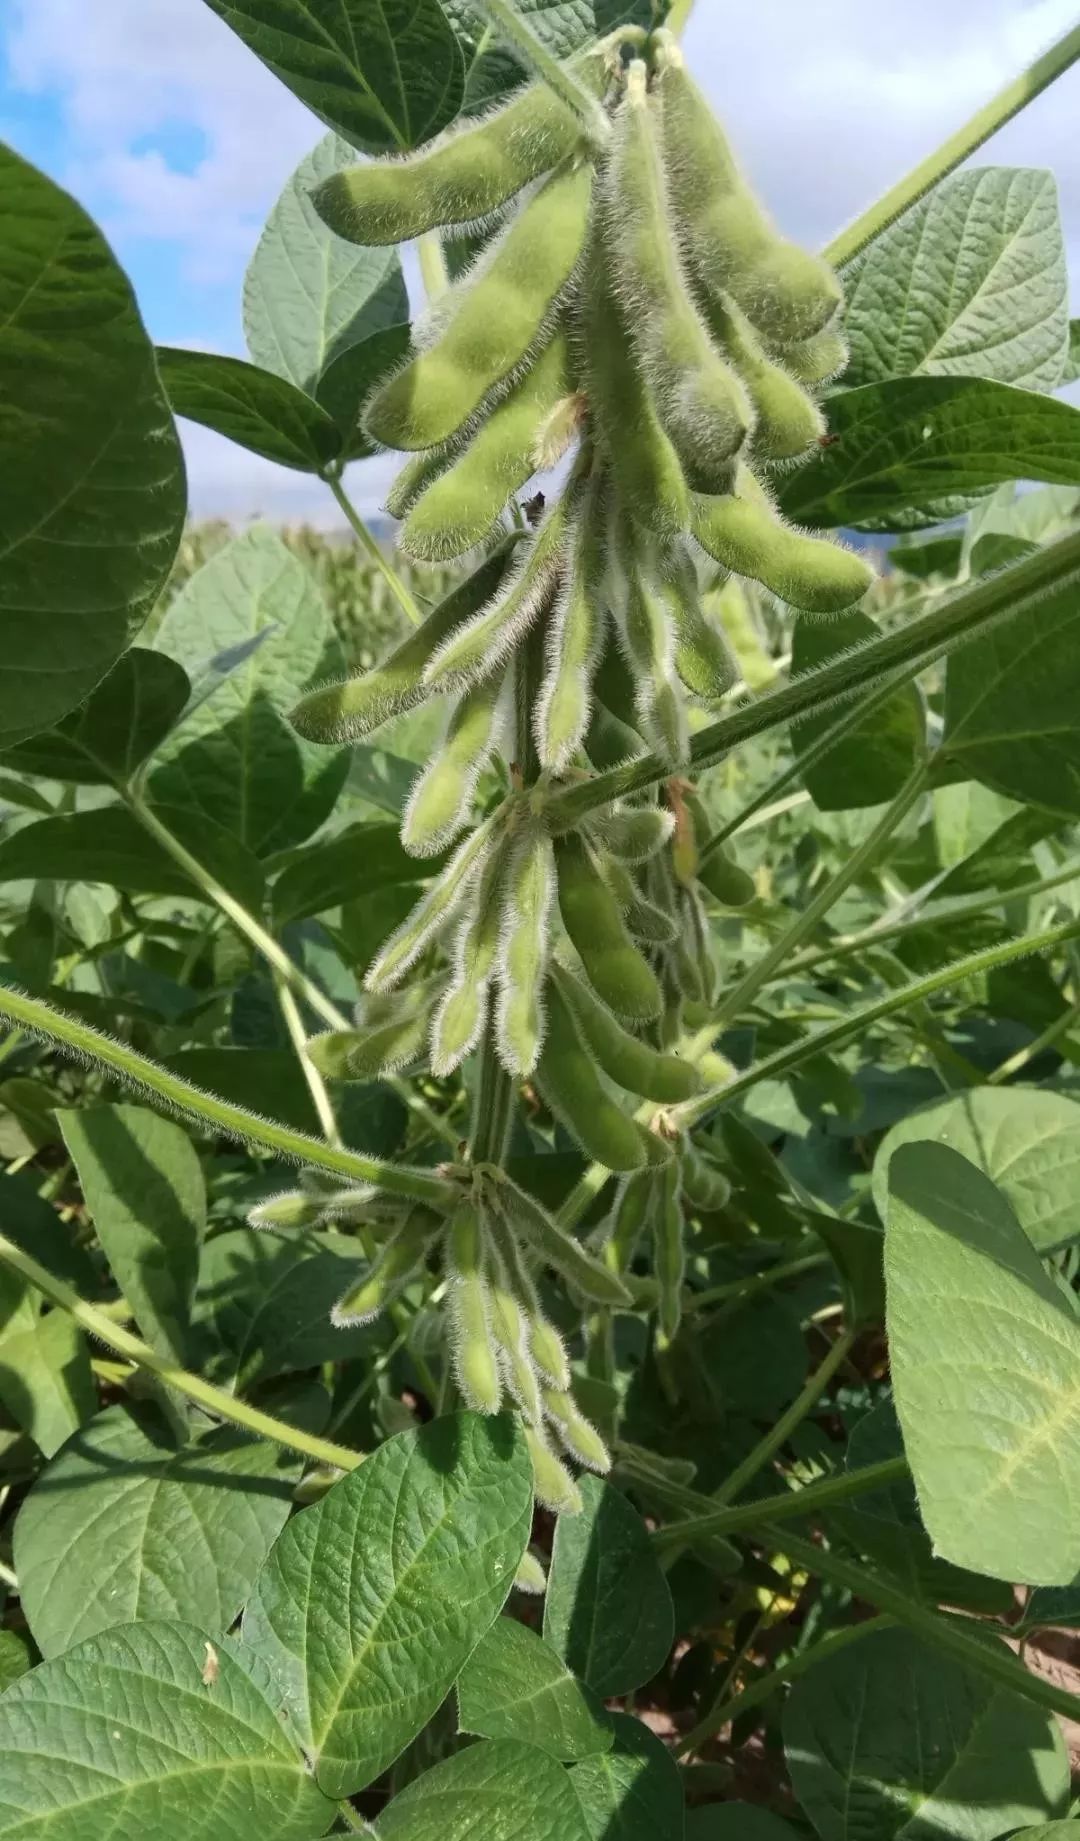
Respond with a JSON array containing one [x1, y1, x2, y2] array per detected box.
[[467, 0, 612, 149], [678, 1615, 895, 1755], [325, 471, 423, 629], [714, 1330, 857, 1508], [652, 1455, 910, 1550]]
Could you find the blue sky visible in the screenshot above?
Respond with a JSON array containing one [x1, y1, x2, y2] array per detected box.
[[3, 0, 1078, 525]]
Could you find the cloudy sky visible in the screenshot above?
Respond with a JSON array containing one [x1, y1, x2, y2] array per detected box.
[[3, 0, 1077, 526]]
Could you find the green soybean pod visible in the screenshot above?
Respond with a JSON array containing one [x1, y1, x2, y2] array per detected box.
[[585, 699, 647, 772], [494, 822, 556, 1078], [690, 486, 874, 614], [542, 1388, 611, 1474], [429, 845, 506, 1077], [525, 1425, 583, 1516], [364, 162, 594, 451], [587, 802, 674, 865], [492, 1169, 634, 1307], [601, 853, 678, 945], [602, 60, 751, 492], [486, 1203, 571, 1391], [514, 1551, 548, 1595], [247, 1189, 327, 1232], [778, 322, 849, 388], [482, 1213, 545, 1423], [445, 1200, 502, 1415], [680, 1141, 732, 1213], [681, 884, 718, 1008], [661, 541, 738, 705], [614, 552, 689, 768], [400, 335, 572, 561], [331, 1207, 439, 1326], [556, 831, 662, 1022], [552, 964, 701, 1104], [609, 1167, 652, 1269], [534, 975, 648, 1174], [653, 37, 843, 347], [698, 842, 756, 908], [290, 544, 511, 743], [703, 290, 824, 462], [534, 477, 606, 774], [366, 809, 503, 992], [424, 486, 573, 692], [385, 447, 455, 521], [401, 668, 507, 859], [652, 1154, 685, 1341]]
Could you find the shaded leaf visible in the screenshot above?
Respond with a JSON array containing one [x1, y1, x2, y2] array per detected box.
[[0, 1305, 94, 1459], [570, 1712, 686, 1840], [0, 803, 265, 910], [791, 611, 924, 811], [271, 821, 433, 929], [458, 1617, 613, 1761], [0, 1631, 32, 1695], [544, 1474, 674, 1698], [379, 1737, 590, 1841], [445, 0, 650, 112], [685, 1809, 796, 1840], [315, 323, 412, 457], [0, 650, 190, 787], [192, 1227, 377, 1389], [157, 348, 341, 472]]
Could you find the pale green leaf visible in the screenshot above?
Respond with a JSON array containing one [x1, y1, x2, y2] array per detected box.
[[791, 611, 924, 812], [458, 1616, 613, 1761], [378, 1737, 590, 1841], [886, 1142, 1080, 1584], [242, 1413, 533, 1796], [0, 1620, 335, 1839], [569, 1712, 685, 1840], [59, 1103, 204, 1364], [784, 1625, 1068, 1841], [544, 1475, 674, 1698], [0, 649, 190, 787], [0, 145, 185, 750], [157, 348, 341, 473], [0, 1306, 94, 1458], [13, 1401, 300, 1658]]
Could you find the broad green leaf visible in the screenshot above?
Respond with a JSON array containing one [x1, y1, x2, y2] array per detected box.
[[791, 612, 924, 811], [780, 376, 1080, 528], [244, 135, 408, 403], [243, 1413, 533, 1796], [685, 1809, 797, 1840], [378, 1737, 590, 1841], [204, 0, 463, 154], [14, 1400, 300, 1658], [544, 1474, 674, 1698], [150, 527, 348, 855], [570, 1713, 685, 1840], [157, 348, 341, 473], [0, 145, 185, 750], [0, 649, 190, 786], [696, 1293, 808, 1418], [963, 481, 1080, 576], [807, 1211, 884, 1329], [0, 1302, 94, 1458], [270, 821, 433, 929], [192, 1228, 377, 1389], [784, 1625, 1068, 1841], [0, 1620, 334, 1839], [940, 576, 1080, 817], [1019, 1583, 1080, 1633], [874, 1086, 1080, 1254], [843, 168, 1069, 392], [931, 808, 1061, 901], [315, 324, 412, 458], [886, 1142, 1080, 1584], [58, 1103, 204, 1363], [0, 1631, 32, 1695], [0, 803, 265, 909], [445, 0, 651, 111], [457, 1617, 612, 1761], [931, 780, 1024, 870]]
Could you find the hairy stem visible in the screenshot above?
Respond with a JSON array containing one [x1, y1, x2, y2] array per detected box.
[[470, 1026, 514, 1164], [677, 1614, 895, 1755], [685, 1250, 830, 1314], [324, 471, 423, 628], [0, 1230, 363, 1473], [467, 0, 612, 148], [652, 1455, 910, 1550], [825, 21, 1080, 269]]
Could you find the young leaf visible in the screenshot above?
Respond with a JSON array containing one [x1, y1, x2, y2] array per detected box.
[[13, 1401, 300, 1658], [569, 1713, 686, 1841], [544, 1475, 674, 1697], [784, 1625, 1069, 1841], [0, 650, 190, 787], [457, 1617, 613, 1761], [378, 1736, 590, 1841], [0, 145, 185, 749], [886, 1142, 1080, 1585], [791, 612, 924, 812], [157, 348, 342, 472], [0, 1621, 334, 1839], [242, 1413, 533, 1796]]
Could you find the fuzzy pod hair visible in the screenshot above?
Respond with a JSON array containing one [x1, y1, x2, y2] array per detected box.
[[699, 289, 825, 465], [609, 530, 690, 769], [364, 161, 594, 452], [494, 820, 557, 1078], [401, 666, 509, 859], [385, 446, 459, 522], [534, 973, 648, 1174], [779, 322, 850, 387], [586, 801, 675, 865], [489, 1168, 633, 1308], [608, 1165, 653, 1270], [660, 539, 739, 704], [690, 475, 874, 614], [555, 830, 662, 1023], [598, 853, 678, 945], [542, 1386, 611, 1474], [551, 963, 701, 1104], [365, 809, 504, 993], [331, 1207, 440, 1327], [533, 474, 607, 773], [289, 543, 513, 744], [679, 1139, 732, 1212], [481, 1207, 546, 1423], [482, 1198, 571, 1392], [513, 1551, 549, 1594], [525, 1424, 584, 1515], [428, 845, 507, 1078], [445, 1200, 502, 1414]]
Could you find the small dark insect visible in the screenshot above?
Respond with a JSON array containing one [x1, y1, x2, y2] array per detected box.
[[522, 491, 546, 525], [817, 433, 841, 448]]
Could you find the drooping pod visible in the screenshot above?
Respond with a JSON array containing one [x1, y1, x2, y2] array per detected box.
[[399, 335, 572, 561], [482, 1218, 545, 1423], [331, 1207, 440, 1326], [385, 446, 456, 520], [366, 809, 504, 992], [586, 801, 674, 865], [401, 666, 507, 858], [490, 1169, 633, 1307], [484, 1202, 571, 1391], [533, 972, 648, 1173], [495, 820, 556, 1077], [526, 1424, 583, 1515], [600, 852, 678, 945], [423, 485, 574, 691], [289, 543, 512, 743], [429, 846, 506, 1076], [309, 975, 446, 1078], [779, 323, 849, 388], [680, 1140, 732, 1213], [555, 831, 662, 1022], [702, 290, 825, 463], [609, 1166, 652, 1269], [611, 536, 689, 768], [661, 542, 738, 705], [514, 1551, 549, 1594], [691, 479, 874, 614], [534, 475, 607, 774], [364, 161, 594, 450], [697, 841, 756, 907], [542, 1386, 611, 1473], [552, 964, 701, 1104], [653, 36, 843, 348], [602, 60, 751, 493], [445, 1199, 501, 1414], [652, 1153, 685, 1341]]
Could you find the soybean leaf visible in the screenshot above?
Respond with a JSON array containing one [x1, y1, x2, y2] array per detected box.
[[685, 1810, 797, 1840], [0, 1304, 94, 1459], [203, 0, 463, 154], [940, 578, 1080, 817], [0, 1170, 100, 1294], [1020, 1830, 1080, 1840], [843, 168, 1069, 392], [874, 1087, 1080, 1255], [784, 1625, 1068, 1841], [886, 1142, 1080, 1584], [445, 0, 651, 111], [791, 612, 924, 811], [544, 1474, 674, 1698], [316, 323, 413, 458], [157, 348, 341, 473], [271, 821, 433, 929], [0, 1620, 334, 1839], [569, 1713, 686, 1840], [242, 1413, 533, 1796], [457, 1617, 613, 1761], [780, 376, 1080, 528], [164, 1049, 403, 1149], [150, 527, 349, 855], [13, 1400, 300, 1658], [963, 481, 1080, 575], [807, 1211, 884, 1329], [57, 1103, 204, 1364], [0, 650, 191, 787], [192, 1228, 377, 1389], [0, 145, 185, 750], [378, 1737, 590, 1841], [0, 1631, 32, 1695], [244, 135, 409, 406], [0, 803, 266, 910]]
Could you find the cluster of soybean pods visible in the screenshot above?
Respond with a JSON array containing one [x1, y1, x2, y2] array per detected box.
[[281, 25, 873, 1512]]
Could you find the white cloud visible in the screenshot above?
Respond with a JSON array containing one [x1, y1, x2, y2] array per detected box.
[[179, 422, 402, 531]]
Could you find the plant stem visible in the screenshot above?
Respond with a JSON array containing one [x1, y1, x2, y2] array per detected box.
[[470, 1027, 514, 1164], [652, 1456, 909, 1550], [685, 1250, 830, 1314], [677, 1614, 895, 1755], [746, 1525, 1080, 1728], [545, 528, 1080, 828], [0, 1229, 363, 1473], [825, 21, 1080, 269], [467, 0, 612, 148], [275, 971, 344, 1147], [0, 981, 456, 1208], [664, 0, 697, 36], [324, 471, 423, 629], [713, 1329, 857, 1507], [987, 995, 1080, 1086], [709, 761, 930, 1032]]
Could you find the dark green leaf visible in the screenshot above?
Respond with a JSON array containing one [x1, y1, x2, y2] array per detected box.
[[0, 650, 190, 787], [570, 1712, 686, 1840], [0, 804, 265, 909], [271, 821, 433, 929], [192, 1227, 378, 1388], [316, 323, 412, 457], [685, 1809, 796, 1840], [458, 1617, 613, 1761], [0, 1631, 32, 1694], [544, 1474, 674, 1698], [809, 1211, 884, 1328], [157, 348, 341, 472], [445, 0, 650, 111], [0, 145, 185, 749], [378, 1737, 590, 1841], [0, 1303, 94, 1459], [791, 611, 924, 811]]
